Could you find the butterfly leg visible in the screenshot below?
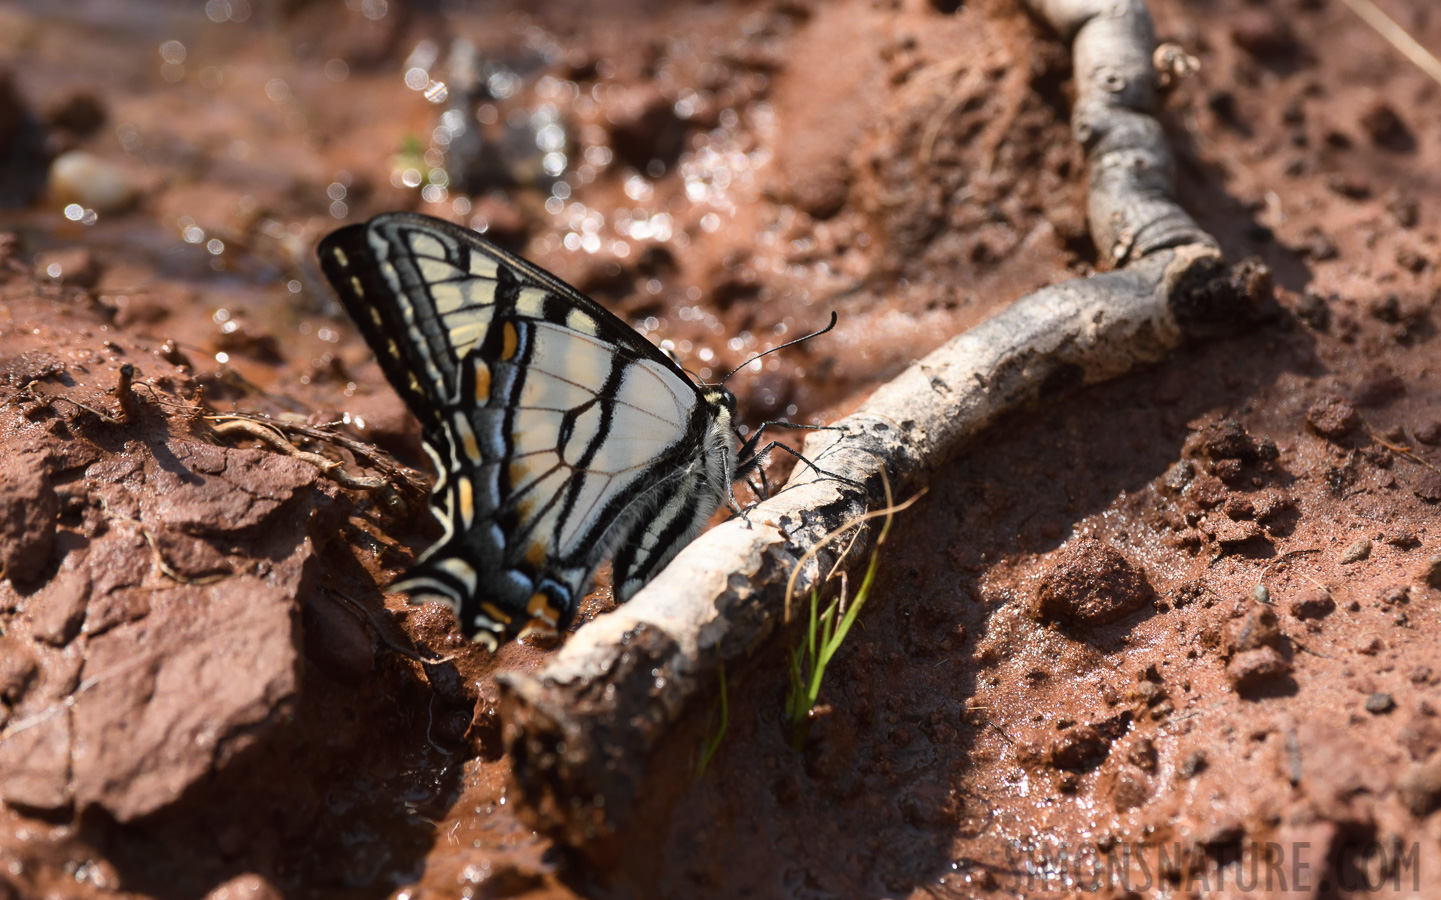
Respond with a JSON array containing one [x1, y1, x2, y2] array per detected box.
[[736, 439, 865, 493], [735, 421, 862, 492]]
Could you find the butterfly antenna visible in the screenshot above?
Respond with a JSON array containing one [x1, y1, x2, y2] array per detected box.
[[720, 311, 838, 384]]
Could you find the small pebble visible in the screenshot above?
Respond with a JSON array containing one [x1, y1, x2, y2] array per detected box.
[[1397, 755, 1441, 817], [49, 149, 139, 215], [1228, 646, 1291, 692], [1288, 589, 1334, 620], [1421, 556, 1441, 590], [1304, 396, 1358, 439], [1365, 693, 1395, 715], [1340, 539, 1372, 564]]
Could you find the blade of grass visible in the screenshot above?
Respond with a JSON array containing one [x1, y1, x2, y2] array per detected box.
[[783, 472, 923, 748], [697, 661, 729, 776]]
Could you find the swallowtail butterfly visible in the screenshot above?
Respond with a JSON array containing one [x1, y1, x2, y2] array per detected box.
[[319, 212, 825, 649]]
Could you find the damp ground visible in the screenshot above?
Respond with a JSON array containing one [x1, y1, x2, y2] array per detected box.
[[0, 0, 1438, 898]]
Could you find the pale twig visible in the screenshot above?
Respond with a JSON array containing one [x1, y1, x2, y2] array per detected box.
[[1337, 0, 1441, 87]]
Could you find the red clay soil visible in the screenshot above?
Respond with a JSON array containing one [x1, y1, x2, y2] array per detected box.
[[0, 0, 1438, 898]]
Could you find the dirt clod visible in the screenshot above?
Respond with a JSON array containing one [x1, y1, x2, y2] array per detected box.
[[1033, 538, 1154, 629], [1364, 692, 1395, 715], [1397, 754, 1441, 818], [1340, 538, 1372, 564], [0, 458, 57, 585], [1287, 588, 1334, 620], [1227, 646, 1291, 692], [1224, 604, 1282, 655], [1304, 395, 1358, 439], [1421, 556, 1441, 589], [0, 635, 38, 703], [1049, 726, 1112, 772]]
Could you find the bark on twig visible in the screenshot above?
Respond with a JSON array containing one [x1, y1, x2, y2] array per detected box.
[[499, 0, 1265, 846]]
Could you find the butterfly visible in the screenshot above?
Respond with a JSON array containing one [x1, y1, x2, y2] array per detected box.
[[318, 212, 831, 649]]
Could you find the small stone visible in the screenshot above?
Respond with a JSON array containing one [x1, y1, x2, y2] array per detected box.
[[0, 459, 58, 585], [48, 150, 140, 215], [1227, 646, 1291, 692], [1034, 538, 1155, 629], [1414, 472, 1441, 505], [0, 636, 38, 703], [1225, 604, 1283, 655], [1288, 589, 1335, 620], [1421, 556, 1441, 589], [1305, 396, 1359, 440], [1049, 725, 1112, 772], [1415, 422, 1441, 446], [1397, 754, 1441, 817], [1188, 477, 1228, 509], [1365, 693, 1396, 715], [26, 567, 90, 646], [1340, 539, 1372, 564]]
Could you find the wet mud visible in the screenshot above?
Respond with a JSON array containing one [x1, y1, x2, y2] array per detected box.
[[0, 0, 1438, 898]]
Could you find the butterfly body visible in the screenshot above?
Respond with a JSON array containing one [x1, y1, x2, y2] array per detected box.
[[319, 213, 740, 648]]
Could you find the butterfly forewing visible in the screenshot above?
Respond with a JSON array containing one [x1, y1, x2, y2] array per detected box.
[[319, 213, 729, 647]]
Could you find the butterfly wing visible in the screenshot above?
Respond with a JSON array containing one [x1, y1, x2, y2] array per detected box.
[[319, 212, 726, 647]]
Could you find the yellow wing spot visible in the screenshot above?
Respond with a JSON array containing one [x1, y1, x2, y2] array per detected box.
[[407, 372, 423, 396], [350, 275, 364, 297], [501, 321, 519, 360], [524, 538, 547, 568], [369, 307, 383, 327], [566, 308, 599, 335], [480, 602, 513, 626], [526, 592, 560, 626], [454, 476, 474, 527], [386, 338, 401, 360], [473, 360, 491, 403], [515, 287, 547, 317], [331, 247, 349, 267]]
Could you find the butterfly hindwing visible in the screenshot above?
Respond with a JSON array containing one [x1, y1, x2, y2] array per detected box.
[[319, 213, 733, 647]]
